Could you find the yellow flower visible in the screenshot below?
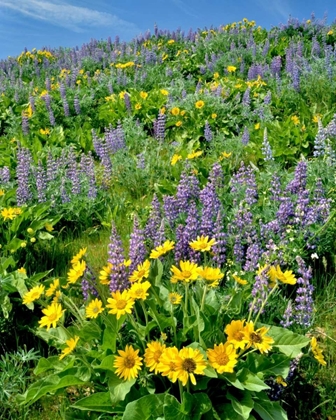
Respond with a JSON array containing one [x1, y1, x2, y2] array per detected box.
[[174, 347, 207, 386], [189, 236, 216, 252], [52, 290, 62, 303], [187, 150, 203, 159], [197, 266, 224, 287], [169, 292, 183, 305], [171, 260, 200, 283], [114, 344, 143, 381], [129, 260, 151, 283], [171, 107, 180, 116], [219, 151, 232, 160], [123, 259, 131, 267], [157, 346, 180, 382], [195, 100, 205, 109], [0, 189, 5, 196], [150, 240, 175, 259], [327, 30, 333, 36], [106, 289, 135, 319], [135, 103, 142, 110], [243, 321, 274, 354], [291, 115, 300, 125], [312, 114, 321, 123], [129, 280, 151, 300], [232, 274, 248, 286], [40, 128, 50, 135], [86, 298, 104, 319], [227, 65, 237, 73], [311, 337, 327, 366], [167, 39, 175, 44], [144, 341, 166, 374], [207, 342, 238, 374], [255, 123, 260, 130], [225, 320, 249, 349], [99, 263, 113, 285], [44, 223, 54, 232], [38, 302, 65, 330], [268, 265, 296, 286], [181, 110, 186, 116], [211, 113, 217, 119], [45, 278, 60, 297], [276, 376, 287, 387], [171, 155, 183, 168], [1, 208, 17, 221], [67, 260, 86, 284], [59, 336, 80, 360], [140, 91, 148, 99], [119, 91, 127, 99], [160, 89, 169, 96], [71, 248, 87, 265], [22, 285, 45, 305], [213, 72, 219, 79], [160, 106, 166, 114]]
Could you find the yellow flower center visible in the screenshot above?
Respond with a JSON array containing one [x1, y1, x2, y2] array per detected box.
[[48, 312, 58, 321], [250, 332, 262, 343], [116, 299, 127, 309], [169, 361, 177, 371], [216, 353, 229, 365], [182, 270, 192, 279], [153, 350, 162, 362], [233, 331, 244, 341], [124, 356, 135, 368], [137, 269, 145, 277], [170, 296, 178, 304], [182, 358, 196, 373], [92, 306, 99, 313]]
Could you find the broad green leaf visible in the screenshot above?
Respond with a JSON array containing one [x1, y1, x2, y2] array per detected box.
[[71, 392, 117, 413], [227, 391, 254, 419], [94, 354, 115, 373], [38, 231, 54, 240], [108, 374, 135, 405], [245, 353, 290, 378], [163, 393, 212, 420], [102, 327, 117, 352], [237, 369, 270, 392], [268, 326, 310, 357], [122, 393, 165, 420], [253, 398, 288, 420]]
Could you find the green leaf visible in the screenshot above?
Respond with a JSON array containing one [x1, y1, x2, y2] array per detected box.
[[38, 231, 54, 240], [237, 369, 270, 392], [108, 374, 135, 405], [122, 393, 165, 420], [102, 327, 117, 352], [163, 393, 212, 420], [71, 392, 117, 413], [268, 326, 310, 357], [253, 398, 288, 420], [227, 391, 254, 419], [245, 353, 290, 378], [94, 355, 115, 373]]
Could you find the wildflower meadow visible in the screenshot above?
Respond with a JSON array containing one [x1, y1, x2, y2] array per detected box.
[[0, 14, 336, 420]]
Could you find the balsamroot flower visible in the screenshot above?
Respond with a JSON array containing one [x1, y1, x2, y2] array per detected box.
[[114, 345, 143, 380], [310, 337, 327, 366], [170, 260, 200, 283], [106, 290, 135, 319], [38, 302, 65, 330], [207, 342, 238, 374], [85, 298, 104, 319], [129, 260, 150, 283], [197, 266, 224, 287], [174, 347, 207, 386], [23, 285, 45, 305], [243, 321, 274, 354], [129, 281, 151, 300], [59, 336, 80, 360], [189, 235, 216, 252], [225, 320, 249, 350], [150, 240, 175, 259], [144, 341, 166, 374]]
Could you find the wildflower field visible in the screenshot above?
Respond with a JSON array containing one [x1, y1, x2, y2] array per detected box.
[[1, 14, 336, 420]]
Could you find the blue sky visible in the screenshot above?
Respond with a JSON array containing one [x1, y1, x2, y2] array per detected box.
[[0, 0, 335, 60]]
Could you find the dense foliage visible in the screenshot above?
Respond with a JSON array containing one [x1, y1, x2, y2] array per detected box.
[[0, 14, 335, 419]]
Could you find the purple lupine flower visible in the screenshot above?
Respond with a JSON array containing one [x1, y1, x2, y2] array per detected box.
[[264, 90, 272, 105], [209, 162, 224, 189], [48, 108, 56, 126], [292, 62, 300, 91], [174, 224, 189, 262], [46, 152, 58, 183], [80, 152, 97, 199], [92, 130, 112, 187], [204, 120, 213, 142], [250, 265, 269, 314], [200, 180, 221, 238], [129, 216, 147, 273], [280, 300, 294, 328], [270, 56, 281, 76], [29, 95, 35, 112], [242, 127, 250, 145], [176, 172, 200, 212], [242, 87, 251, 107], [212, 210, 226, 267], [311, 37, 321, 57], [313, 119, 327, 157], [16, 146, 32, 205], [294, 256, 314, 327], [145, 194, 162, 245], [108, 224, 128, 292], [261, 128, 274, 162], [244, 242, 262, 272], [183, 201, 200, 262], [163, 195, 179, 228], [22, 115, 29, 135], [286, 160, 307, 195], [81, 267, 99, 300], [124, 92, 131, 113], [155, 218, 166, 247], [270, 173, 282, 202], [63, 99, 70, 117], [67, 148, 81, 195], [136, 153, 146, 169], [34, 160, 47, 203], [154, 111, 166, 141], [0, 166, 10, 184], [74, 95, 81, 115]]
